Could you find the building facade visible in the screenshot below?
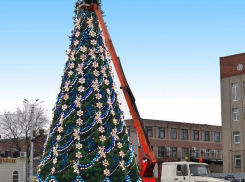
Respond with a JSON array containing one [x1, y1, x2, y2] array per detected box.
[[0, 157, 27, 182], [220, 53, 245, 172], [125, 119, 223, 172]]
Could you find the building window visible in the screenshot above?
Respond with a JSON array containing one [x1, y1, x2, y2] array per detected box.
[[158, 147, 166, 157], [233, 108, 239, 121], [195, 150, 200, 159], [204, 150, 210, 159], [204, 131, 210, 141], [158, 127, 165, 138], [193, 130, 199, 140], [232, 83, 238, 101], [243, 81, 245, 99], [171, 147, 177, 158], [182, 148, 189, 159], [181, 129, 188, 140], [13, 171, 19, 182], [234, 132, 240, 144], [215, 150, 221, 159], [146, 126, 153, 137], [127, 126, 130, 136], [235, 155, 241, 167], [170, 128, 177, 139], [214, 132, 220, 142]]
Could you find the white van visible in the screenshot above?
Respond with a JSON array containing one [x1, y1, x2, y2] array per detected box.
[[161, 162, 226, 182]]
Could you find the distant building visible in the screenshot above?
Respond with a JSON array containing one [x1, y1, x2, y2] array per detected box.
[[220, 53, 245, 172], [0, 157, 27, 182], [0, 130, 47, 180], [125, 119, 223, 173]]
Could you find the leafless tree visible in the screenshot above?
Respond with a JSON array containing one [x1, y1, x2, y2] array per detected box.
[[0, 103, 49, 156]]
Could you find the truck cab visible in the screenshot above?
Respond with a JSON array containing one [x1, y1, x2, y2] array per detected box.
[[161, 162, 226, 182]]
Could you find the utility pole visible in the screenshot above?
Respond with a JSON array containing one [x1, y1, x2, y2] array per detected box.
[[23, 99, 43, 182], [30, 104, 34, 182]]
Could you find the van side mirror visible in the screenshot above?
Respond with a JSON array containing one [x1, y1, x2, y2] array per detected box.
[[177, 164, 181, 171]]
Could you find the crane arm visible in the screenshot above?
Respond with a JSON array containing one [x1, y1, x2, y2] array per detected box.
[[81, 4, 157, 177]]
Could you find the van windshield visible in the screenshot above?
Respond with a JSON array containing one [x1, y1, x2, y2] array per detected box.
[[189, 164, 211, 177]]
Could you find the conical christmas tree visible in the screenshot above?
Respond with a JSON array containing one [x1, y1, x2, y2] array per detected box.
[[37, 1, 142, 182]]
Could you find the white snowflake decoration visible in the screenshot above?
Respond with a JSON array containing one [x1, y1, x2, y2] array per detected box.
[[56, 135, 61, 141], [76, 152, 82, 159], [93, 70, 99, 77], [96, 102, 103, 109], [79, 78, 85, 84], [93, 62, 99, 68], [76, 143, 83, 150], [91, 39, 97, 46], [117, 142, 123, 149], [58, 126, 63, 133], [113, 119, 118, 125], [77, 110, 83, 117], [75, 31, 80, 37], [99, 135, 106, 142], [62, 104, 67, 111], [64, 94, 69, 101], [53, 158, 57, 164], [51, 167, 55, 174], [68, 71, 74, 77], [98, 126, 105, 133], [104, 169, 110, 176], [80, 54, 86, 61], [102, 159, 109, 167], [104, 79, 109, 85], [95, 93, 102, 100], [74, 40, 79, 46], [119, 151, 125, 158], [80, 46, 87, 53], [76, 118, 83, 126], [78, 86, 85, 92]]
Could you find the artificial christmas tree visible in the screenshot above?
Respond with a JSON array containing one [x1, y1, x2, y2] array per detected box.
[[37, 1, 142, 181]]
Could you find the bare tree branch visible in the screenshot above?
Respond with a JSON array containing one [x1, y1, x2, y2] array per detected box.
[[0, 103, 49, 156]]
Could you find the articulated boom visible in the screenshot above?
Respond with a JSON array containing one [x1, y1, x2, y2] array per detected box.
[[80, 3, 157, 179]]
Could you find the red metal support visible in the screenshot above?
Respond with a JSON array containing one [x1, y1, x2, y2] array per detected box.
[[81, 3, 157, 178]]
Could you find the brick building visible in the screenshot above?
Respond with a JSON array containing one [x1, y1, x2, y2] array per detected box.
[[220, 53, 245, 172], [125, 119, 223, 172]]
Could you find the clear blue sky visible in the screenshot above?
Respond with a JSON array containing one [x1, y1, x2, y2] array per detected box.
[[1, 0, 245, 125]]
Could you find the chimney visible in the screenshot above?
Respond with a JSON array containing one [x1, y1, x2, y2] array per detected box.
[[39, 129, 44, 136]]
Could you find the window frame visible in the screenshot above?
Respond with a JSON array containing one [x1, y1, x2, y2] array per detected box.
[[13, 171, 19, 182], [204, 149, 210, 159], [146, 126, 153, 137], [158, 146, 166, 158], [193, 130, 199, 141], [234, 132, 240, 144], [235, 155, 241, 168], [204, 131, 210, 141], [171, 147, 177, 158], [158, 127, 165, 139], [214, 132, 221, 142], [233, 108, 239, 121], [170, 128, 177, 139], [232, 83, 239, 101], [181, 129, 188, 140], [243, 81, 245, 100]]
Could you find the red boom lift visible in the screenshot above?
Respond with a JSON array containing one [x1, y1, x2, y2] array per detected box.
[[81, 3, 160, 182]]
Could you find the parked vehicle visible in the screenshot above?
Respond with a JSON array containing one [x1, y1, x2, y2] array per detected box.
[[216, 176, 239, 182], [161, 162, 227, 182]]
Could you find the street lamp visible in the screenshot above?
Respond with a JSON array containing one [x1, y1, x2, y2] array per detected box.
[[23, 99, 44, 182]]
